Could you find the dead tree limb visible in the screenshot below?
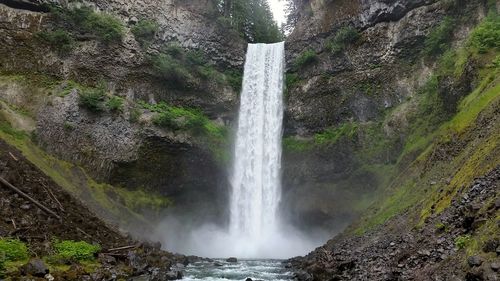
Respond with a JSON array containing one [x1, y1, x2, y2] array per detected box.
[[107, 244, 141, 252], [0, 177, 61, 220], [8, 152, 18, 161], [42, 182, 65, 212]]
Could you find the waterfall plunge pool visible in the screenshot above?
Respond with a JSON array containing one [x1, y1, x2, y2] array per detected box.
[[182, 259, 292, 281]]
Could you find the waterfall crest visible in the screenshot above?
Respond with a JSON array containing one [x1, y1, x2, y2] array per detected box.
[[229, 42, 285, 252]]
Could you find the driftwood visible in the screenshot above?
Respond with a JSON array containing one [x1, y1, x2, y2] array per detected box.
[[0, 177, 61, 220], [107, 244, 141, 252]]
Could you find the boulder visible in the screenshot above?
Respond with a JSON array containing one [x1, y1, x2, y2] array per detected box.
[[21, 259, 49, 277], [467, 256, 484, 267], [226, 257, 238, 263]]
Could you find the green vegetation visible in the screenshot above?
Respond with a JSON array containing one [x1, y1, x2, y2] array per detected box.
[[36, 29, 74, 55], [90, 182, 171, 213], [423, 17, 455, 56], [294, 49, 318, 68], [315, 123, 359, 144], [326, 26, 361, 54], [150, 44, 240, 91], [455, 235, 472, 249], [214, 0, 282, 43], [53, 240, 100, 261], [131, 19, 159, 47], [350, 14, 500, 235], [78, 86, 106, 112], [142, 101, 225, 137], [106, 96, 124, 112], [0, 239, 28, 262], [285, 73, 300, 90], [467, 13, 500, 54], [51, 6, 124, 44], [224, 70, 243, 92]]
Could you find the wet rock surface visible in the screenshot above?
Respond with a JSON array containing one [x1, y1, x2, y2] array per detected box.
[[290, 167, 500, 280]]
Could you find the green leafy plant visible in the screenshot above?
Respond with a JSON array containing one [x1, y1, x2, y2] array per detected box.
[[0, 239, 28, 262], [294, 49, 318, 68], [36, 29, 75, 55], [53, 240, 100, 261], [326, 26, 361, 54], [106, 96, 124, 112], [455, 235, 472, 249], [131, 19, 159, 47], [423, 17, 455, 56]]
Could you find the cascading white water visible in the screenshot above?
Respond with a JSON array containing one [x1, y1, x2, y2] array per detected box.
[[157, 42, 321, 259], [229, 42, 285, 256]]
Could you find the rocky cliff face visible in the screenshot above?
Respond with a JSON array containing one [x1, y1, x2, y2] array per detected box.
[[282, 0, 492, 233], [0, 0, 245, 228], [285, 0, 499, 278]]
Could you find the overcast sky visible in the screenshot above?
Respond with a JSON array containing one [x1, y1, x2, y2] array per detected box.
[[268, 0, 287, 26]]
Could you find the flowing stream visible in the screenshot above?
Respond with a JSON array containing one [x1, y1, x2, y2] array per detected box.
[[229, 42, 285, 257]]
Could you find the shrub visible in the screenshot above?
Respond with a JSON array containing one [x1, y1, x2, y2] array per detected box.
[[186, 49, 208, 66], [52, 6, 124, 44], [150, 53, 192, 88], [468, 14, 500, 54], [129, 108, 142, 123], [224, 70, 243, 92], [131, 19, 159, 47], [53, 240, 100, 261], [294, 49, 318, 68], [286, 73, 300, 89], [0, 239, 28, 262], [455, 235, 472, 249], [78, 87, 106, 112], [106, 96, 124, 112], [164, 43, 184, 58], [423, 17, 455, 56], [144, 102, 221, 136], [326, 26, 361, 54], [36, 29, 74, 54]]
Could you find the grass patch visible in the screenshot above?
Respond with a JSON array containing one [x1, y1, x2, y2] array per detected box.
[[326, 26, 361, 54], [315, 123, 358, 145], [131, 19, 159, 47], [53, 240, 100, 262]]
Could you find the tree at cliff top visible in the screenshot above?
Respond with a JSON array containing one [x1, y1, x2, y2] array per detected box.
[[215, 0, 283, 43]]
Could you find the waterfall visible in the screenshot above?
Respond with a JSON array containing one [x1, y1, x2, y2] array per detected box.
[[158, 42, 318, 259], [229, 42, 285, 256]]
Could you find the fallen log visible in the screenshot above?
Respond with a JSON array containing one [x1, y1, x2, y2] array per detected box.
[[0, 177, 61, 220]]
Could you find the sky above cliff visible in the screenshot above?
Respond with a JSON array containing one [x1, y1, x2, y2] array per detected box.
[[269, 0, 286, 26]]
